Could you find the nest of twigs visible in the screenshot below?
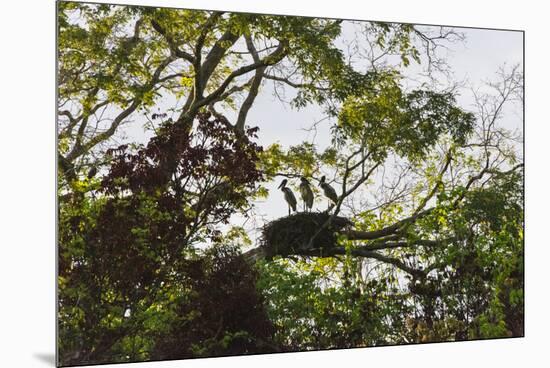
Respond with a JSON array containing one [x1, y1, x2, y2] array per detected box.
[[260, 212, 352, 259]]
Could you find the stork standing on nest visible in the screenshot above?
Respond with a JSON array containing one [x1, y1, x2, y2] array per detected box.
[[278, 179, 297, 215], [299, 177, 314, 212], [319, 175, 338, 210]]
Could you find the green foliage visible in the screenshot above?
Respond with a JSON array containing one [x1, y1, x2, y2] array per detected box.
[[58, 114, 273, 365], [338, 80, 475, 161], [58, 194, 277, 365], [257, 260, 411, 349], [57, 2, 523, 365], [253, 165, 523, 350]]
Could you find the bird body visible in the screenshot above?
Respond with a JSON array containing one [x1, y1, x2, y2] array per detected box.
[[87, 166, 97, 179], [319, 176, 338, 207], [278, 179, 297, 215], [299, 177, 314, 212]]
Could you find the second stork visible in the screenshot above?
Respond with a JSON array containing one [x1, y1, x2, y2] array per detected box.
[[299, 177, 314, 212]]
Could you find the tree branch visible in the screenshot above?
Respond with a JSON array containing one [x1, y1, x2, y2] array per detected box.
[[343, 208, 433, 240], [262, 73, 330, 91], [197, 30, 241, 97], [412, 150, 452, 216], [299, 247, 425, 277], [193, 12, 225, 100], [235, 35, 266, 132], [66, 56, 175, 161], [180, 40, 288, 123], [150, 19, 195, 63]]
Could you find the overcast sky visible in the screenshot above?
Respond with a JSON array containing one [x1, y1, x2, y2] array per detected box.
[[115, 14, 523, 246], [236, 25, 522, 244]]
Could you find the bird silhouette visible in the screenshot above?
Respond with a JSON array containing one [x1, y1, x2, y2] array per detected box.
[[319, 175, 338, 210], [278, 179, 297, 215], [299, 177, 314, 212], [87, 166, 97, 179]]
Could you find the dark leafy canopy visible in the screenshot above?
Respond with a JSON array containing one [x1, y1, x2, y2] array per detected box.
[[59, 113, 272, 365], [98, 112, 264, 247], [57, 2, 523, 366]]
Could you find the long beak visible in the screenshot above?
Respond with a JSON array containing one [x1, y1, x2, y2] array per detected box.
[[278, 182, 284, 189]]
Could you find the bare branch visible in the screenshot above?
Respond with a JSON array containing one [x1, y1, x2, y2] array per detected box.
[[412, 150, 452, 215], [262, 73, 330, 91]]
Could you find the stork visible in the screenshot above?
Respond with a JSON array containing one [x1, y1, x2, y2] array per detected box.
[[319, 175, 338, 210], [278, 179, 297, 215], [299, 177, 314, 212]]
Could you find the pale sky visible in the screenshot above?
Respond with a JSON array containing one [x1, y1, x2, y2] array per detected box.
[[233, 26, 522, 244], [113, 15, 523, 246]]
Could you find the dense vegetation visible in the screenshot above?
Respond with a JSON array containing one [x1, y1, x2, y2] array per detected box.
[[57, 2, 523, 366]]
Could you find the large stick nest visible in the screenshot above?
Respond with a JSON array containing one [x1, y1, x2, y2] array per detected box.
[[260, 212, 352, 259]]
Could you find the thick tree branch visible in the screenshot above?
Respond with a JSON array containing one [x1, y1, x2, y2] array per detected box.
[[343, 208, 433, 240], [235, 35, 266, 132], [197, 30, 241, 97], [193, 12, 225, 100], [358, 238, 443, 251], [298, 247, 425, 277], [204, 41, 287, 104], [179, 40, 288, 125]]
